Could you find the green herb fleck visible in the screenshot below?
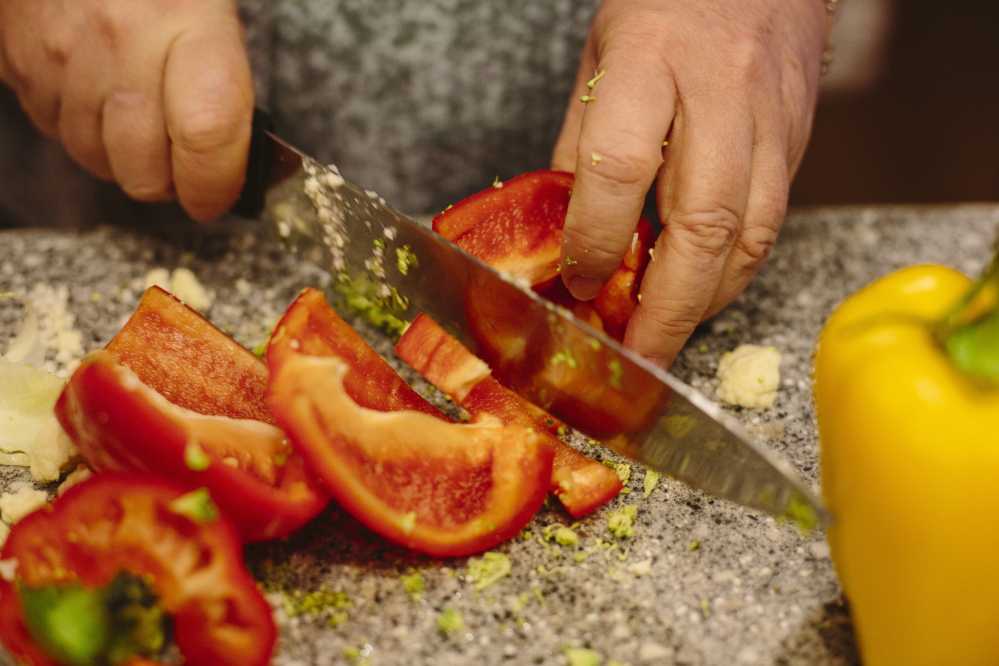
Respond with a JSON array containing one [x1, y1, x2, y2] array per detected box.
[[579, 95, 598, 103], [564, 257, 578, 266], [608, 359, 623, 390], [689, 540, 700, 552]]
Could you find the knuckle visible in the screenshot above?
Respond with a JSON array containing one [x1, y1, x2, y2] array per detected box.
[[171, 104, 243, 155], [669, 205, 742, 257], [643, 300, 702, 342], [580, 134, 661, 193], [732, 225, 778, 272]]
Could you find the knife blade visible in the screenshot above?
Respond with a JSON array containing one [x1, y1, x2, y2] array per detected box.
[[234, 123, 832, 529]]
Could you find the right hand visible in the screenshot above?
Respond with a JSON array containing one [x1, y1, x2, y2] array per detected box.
[[0, 0, 254, 222]]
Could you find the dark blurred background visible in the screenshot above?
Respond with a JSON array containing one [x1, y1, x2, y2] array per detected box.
[[792, 0, 999, 205]]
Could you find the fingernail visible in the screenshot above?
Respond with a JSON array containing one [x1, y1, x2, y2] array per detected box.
[[567, 275, 604, 300]]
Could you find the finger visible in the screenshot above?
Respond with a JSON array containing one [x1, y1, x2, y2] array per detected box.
[[623, 103, 755, 368], [551, 35, 598, 173], [703, 138, 788, 319], [559, 35, 676, 301], [163, 15, 253, 222], [57, 64, 113, 181], [103, 26, 174, 203], [103, 89, 173, 201]]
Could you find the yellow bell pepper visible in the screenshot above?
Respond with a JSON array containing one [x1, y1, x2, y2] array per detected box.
[[814, 256, 999, 666]]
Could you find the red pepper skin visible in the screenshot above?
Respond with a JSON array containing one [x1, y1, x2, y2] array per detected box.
[[55, 350, 328, 542], [266, 291, 554, 557], [433, 169, 655, 341], [0, 472, 277, 666], [396, 314, 623, 517], [106, 287, 274, 424], [267, 288, 448, 419]]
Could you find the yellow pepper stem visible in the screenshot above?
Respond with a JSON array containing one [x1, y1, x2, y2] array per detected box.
[[937, 238, 999, 386]]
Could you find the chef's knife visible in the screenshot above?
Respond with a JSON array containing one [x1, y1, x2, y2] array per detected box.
[[234, 116, 831, 529]]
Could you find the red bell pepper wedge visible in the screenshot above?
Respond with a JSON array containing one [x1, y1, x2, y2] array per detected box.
[[396, 313, 623, 517], [267, 287, 447, 419], [105, 286, 274, 424], [266, 289, 554, 557], [55, 287, 329, 543], [433, 169, 656, 341], [0, 472, 276, 666]]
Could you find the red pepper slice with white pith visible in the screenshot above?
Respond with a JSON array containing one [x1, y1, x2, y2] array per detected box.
[[0, 472, 276, 666], [396, 313, 623, 517], [54, 287, 328, 543], [266, 289, 554, 557], [433, 169, 656, 341]]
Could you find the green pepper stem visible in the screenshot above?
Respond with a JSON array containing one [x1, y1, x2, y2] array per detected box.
[[937, 236, 999, 387]]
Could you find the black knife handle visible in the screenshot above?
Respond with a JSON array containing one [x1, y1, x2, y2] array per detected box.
[[231, 107, 275, 219]]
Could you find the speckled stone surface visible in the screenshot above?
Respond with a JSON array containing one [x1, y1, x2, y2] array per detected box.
[[1, 204, 996, 666]]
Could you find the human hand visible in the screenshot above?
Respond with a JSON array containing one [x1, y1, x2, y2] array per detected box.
[[552, 0, 830, 367], [0, 0, 254, 222]]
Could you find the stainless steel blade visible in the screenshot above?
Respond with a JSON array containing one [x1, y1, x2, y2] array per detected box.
[[250, 131, 832, 529]]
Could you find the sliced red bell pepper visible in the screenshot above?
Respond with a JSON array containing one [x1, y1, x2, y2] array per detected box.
[[266, 289, 554, 557], [55, 287, 328, 543], [56, 349, 328, 542], [105, 286, 274, 424], [267, 287, 447, 419], [433, 169, 656, 341], [0, 472, 276, 666], [396, 313, 623, 517]]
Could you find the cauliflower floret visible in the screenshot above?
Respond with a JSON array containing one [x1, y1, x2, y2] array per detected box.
[[0, 487, 49, 524], [29, 418, 80, 483], [715, 344, 782, 409], [170, 267, 214, 312]]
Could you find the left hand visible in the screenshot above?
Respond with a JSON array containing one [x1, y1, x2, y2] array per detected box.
[[552, 0, 830, 367]]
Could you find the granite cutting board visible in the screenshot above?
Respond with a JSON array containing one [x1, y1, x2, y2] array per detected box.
[[1, 203, 996, 666]]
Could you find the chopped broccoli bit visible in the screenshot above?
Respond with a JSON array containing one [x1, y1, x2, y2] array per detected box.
[[664, 414, 696, 439], [399, 570, 424, 601], [613, 463, 632, 486], [607, 505, 638, 538], [466, 552, 511, 590], [282, 587, 351, 620], [608, 359, 623, 390], [543, 524, 579, 547], [551, 348, 578, 369], [779, 492, 820, 534], [437, 608, 464, 634], [643, 470, 661, 498], [168, 488, 218, 524], [395, 245, 419, 276]]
